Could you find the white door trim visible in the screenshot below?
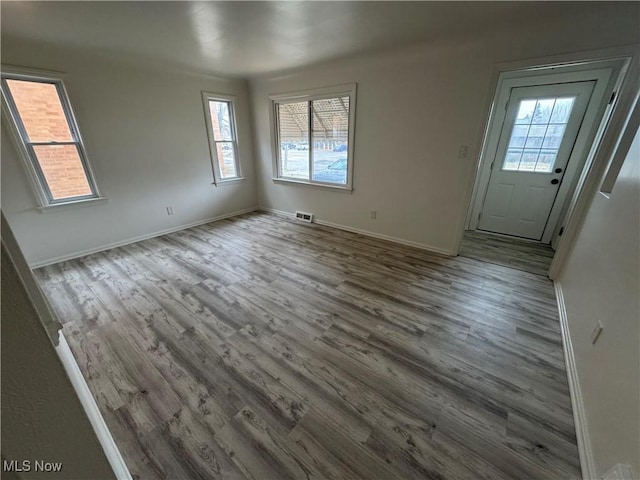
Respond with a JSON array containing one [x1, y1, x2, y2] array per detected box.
[[554, 282, 596, 480], [549, 56, 640, 279], [454, 45, 638, 259], [478, 80, 596, 241], [56, 332, 133, 480], [467, 65, 619, 242]]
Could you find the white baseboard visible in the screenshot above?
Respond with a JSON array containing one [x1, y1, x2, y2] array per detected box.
[[602, 464, 635, 480], [258, 206, 453, 256], [30, 206, 259, 269], [259, 206, 296, 219], [56, 332, 132, 480], [554, 281, 597, 480]]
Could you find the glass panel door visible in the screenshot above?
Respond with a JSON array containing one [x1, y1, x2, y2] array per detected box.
[[502, 97, 576, 173]]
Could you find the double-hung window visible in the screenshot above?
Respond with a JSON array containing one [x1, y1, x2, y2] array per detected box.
[[271, 84, 356, 190], [202, 92, 242, 184], [1, 69, 100, 206]]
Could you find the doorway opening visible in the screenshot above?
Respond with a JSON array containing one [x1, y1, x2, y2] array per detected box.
[[463, 57, 631, 276]]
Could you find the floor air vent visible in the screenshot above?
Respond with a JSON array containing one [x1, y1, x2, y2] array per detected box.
[[295, 211, 314, 223]]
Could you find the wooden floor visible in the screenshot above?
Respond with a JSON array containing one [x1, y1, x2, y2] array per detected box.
[[459, 230, 555, 277], [35, 212, 580, 480]]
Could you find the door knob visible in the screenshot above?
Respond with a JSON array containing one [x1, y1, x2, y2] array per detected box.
[[554, 168, 563, 173], [551, 179, 559, 185]]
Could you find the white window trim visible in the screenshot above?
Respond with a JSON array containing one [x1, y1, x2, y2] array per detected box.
[[201, 91, 243, 185], [269, 83, 357, 192], [1, 65, 105, 210]]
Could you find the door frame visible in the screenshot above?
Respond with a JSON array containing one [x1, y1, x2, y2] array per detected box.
[[477, 80, 597, 241], [467, 63, 622, 244], [454, 45, 640, 279]]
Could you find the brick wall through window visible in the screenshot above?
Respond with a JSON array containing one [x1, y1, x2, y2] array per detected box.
[[7, 79, 92, 199]]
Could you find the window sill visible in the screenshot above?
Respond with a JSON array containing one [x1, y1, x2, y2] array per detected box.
[[212, 177, 246, 186], [38, 196, 109, 214], [272, 177, 353, 193]]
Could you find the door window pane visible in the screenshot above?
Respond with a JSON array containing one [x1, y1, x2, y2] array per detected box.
[[515, 100, 536, 124], [504, 149, 523, 170], [519, 150, 538, 171], [502, 96, 576, 172], [535, 152, 557, 173], [532, 99, 554, 124], [550, 98, 575, 123], [508, 125, 529, 148], [524, 125, 547, 149], [278, 102, 309, 179], [542, 124, 566, 149], [311, 97, 349, 184]]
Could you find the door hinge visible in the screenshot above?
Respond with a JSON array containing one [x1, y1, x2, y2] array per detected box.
[[558, 227, 564, 236], [609, 91, 616, 105], [490, 161, 494, 170], [478, 212, 483, 221]]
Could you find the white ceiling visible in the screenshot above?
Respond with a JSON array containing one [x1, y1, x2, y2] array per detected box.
[[0, 1, 624, 78]]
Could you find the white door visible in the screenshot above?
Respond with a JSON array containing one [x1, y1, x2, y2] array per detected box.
[[478, 81, 595, 240]]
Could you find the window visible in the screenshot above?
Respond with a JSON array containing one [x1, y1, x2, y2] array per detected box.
[[271, 84, 356, 190], [202, 92, 241, 183], [503, 96, 575, 173], [1, 70, 100, 206]]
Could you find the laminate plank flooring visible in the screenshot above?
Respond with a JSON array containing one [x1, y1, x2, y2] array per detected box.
[[35, 212, 580, 479], [459, 230, 555, 277]]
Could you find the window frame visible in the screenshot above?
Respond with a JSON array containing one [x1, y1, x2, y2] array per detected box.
[[270, 83, 357, 191], [201, 91, 243, 185], [1, 66, 102, 208]]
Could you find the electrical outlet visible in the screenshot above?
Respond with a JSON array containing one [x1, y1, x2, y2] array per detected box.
[[166, 206, 174, 215], [591, 321, 603, 344], [457, 145, 468, 159], [370, 210, 377, 219]]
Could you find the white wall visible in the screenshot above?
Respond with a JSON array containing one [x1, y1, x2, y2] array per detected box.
[[2, 231, 116, 479], [1, 38, 258, 266], [249, 4, 639, 254], [558, 125, 640, 477], [2, 6, 639, 476]]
